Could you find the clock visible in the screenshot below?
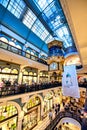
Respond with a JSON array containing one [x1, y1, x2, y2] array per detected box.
[[50, 62, 57, 70]]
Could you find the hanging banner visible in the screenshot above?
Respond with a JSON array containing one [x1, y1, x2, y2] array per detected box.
[[62, 65, 80, 98]]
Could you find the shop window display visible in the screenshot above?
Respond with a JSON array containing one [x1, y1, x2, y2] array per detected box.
[[23, 97, 41, 130], [0, 67, 19, 85], [0, 104, 18, 130], [39, 71, 48, 83], [27, 97, 41, 109], [22, 68, 38, 85], [44, 92, 53, 115], [23, 109, 38, 130]]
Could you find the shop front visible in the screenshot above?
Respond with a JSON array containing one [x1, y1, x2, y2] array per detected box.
[[23, 96, 41, 130], [0, 61, 19, 85], [22, 67, 38, 85], [0, 104, 18, 130], [54, 88, 63, 105], [39, 71, 48, 83], [43, 92, 53, 116]]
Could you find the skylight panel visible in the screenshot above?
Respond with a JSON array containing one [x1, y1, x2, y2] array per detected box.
[[33, 0, 53, 11], [7, 0, 26, 19], [31, 19, 49, 41], [45, 34, 54, 43], [0, 0, 9, 8], [23, 8, 37, 29]]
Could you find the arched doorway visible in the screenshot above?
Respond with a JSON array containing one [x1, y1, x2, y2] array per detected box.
[[22, 67, 38, 85], [22, 96, 41, 130], [43, 91, 53, 116]]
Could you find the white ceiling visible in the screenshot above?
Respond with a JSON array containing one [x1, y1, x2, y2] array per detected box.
[[60, 0, 87, 73]]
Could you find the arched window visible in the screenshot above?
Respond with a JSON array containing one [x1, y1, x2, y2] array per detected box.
[[9, 41, 16, 47], [23, 70, 28, 75], [26, 49, 31, 58], [0, 37, 8, 49], [0, 37, 8, 43], [26, 49, 31, 54], [2, 68, 11, 73], [29, 72, 33, 76], [31, 51, 34, 55], [34, 73, 37, 76], [11, 69, 18, 74], [16, 45, 22, 50]]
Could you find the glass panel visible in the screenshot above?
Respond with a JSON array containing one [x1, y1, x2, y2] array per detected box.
[[22, 7, 50, 41], [56, 26, 73, 47], [2, 68, 11, 73], [0, 104, 17, 121], [16, 45, 22, 49], [7, 0, 26, 18], [9, 41, 15, 47], [23, 8, 37, 29], [11, 69, 18, 74], [33, 0, 53, 11], [33, 0, 75, 48], [27, 97, 40, 109], [0, 0, 9, 8], [0, 37, 8, 43], [45, 34, 54, 43], [23, 71, 28, 75], [32, 19, 49, 41]]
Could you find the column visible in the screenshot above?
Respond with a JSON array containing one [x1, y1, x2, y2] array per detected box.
[[37, 70, 40, 83], [17, 111, 24, 130], [18, 66, 23, 84]]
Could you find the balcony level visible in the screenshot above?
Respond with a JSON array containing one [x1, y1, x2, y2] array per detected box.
[[0, 40, 48, 70], [0, 82, 86, 130]]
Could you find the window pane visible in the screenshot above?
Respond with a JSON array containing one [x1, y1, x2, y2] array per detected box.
[[33, 0, 53, 11], [0, 0, 9, 8], [23, 8, 37, 29], [7, 0, 26, 19], [32, 19, 49, 41]]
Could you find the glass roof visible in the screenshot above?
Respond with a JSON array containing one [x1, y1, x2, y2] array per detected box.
[[0, 0, 77, 51], [33, 0, 75, 48]]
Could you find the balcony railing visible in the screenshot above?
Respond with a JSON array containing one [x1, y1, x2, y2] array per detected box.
[[0, 40, 48, 65], [45, 111, 82, 130], [0, 81, 86, 98], [0, 82, 61, 98]]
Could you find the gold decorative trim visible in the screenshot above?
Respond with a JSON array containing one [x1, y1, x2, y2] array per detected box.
[[48, 40, 63, 48]]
